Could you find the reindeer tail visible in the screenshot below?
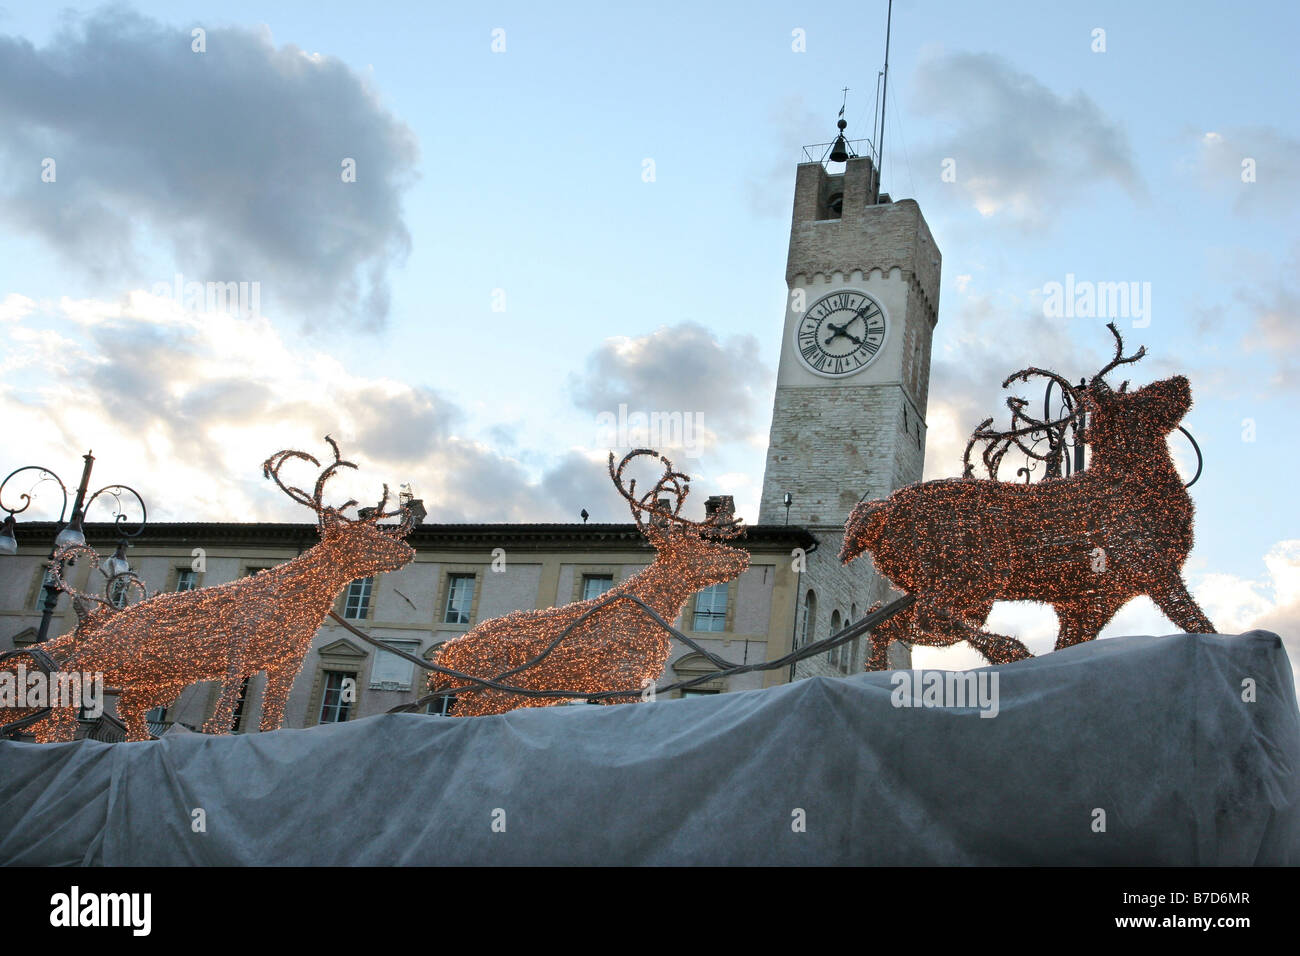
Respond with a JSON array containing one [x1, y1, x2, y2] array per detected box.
[[840, 498, 890, 565]]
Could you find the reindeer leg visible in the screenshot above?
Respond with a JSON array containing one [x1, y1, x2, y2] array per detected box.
[[865, 629, 893, 671], [117, 693, 152, 742], [259, 666, 296, 733], [862, 602, 916, 671], [203, 664, 246, 736], [1053, 599, 1119, 651], [962, 630, 1033, 665], [1148, 570, 1215, 634], [33, 707, 79, 743], [916, 603, 1032, 665], [945, 599, 1037, 664], [898, 598, 1031, 665]]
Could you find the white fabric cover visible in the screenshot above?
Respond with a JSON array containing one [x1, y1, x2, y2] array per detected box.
[[1, 631, 1296, 865]]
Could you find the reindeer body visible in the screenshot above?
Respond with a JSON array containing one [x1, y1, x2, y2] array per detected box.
[[432, 554, 747, 716], [430, 450, 749, 716], [16, 437, 416, 743], [842, 365, 1214, 668]]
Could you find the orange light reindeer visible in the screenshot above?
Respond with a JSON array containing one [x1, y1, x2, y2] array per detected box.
[[428, 449, 749, 716], [840, 324, 1215, 669], [20, 437, 417, 742]]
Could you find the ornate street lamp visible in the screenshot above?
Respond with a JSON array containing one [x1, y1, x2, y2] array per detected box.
[[0, 451, 148, 642]]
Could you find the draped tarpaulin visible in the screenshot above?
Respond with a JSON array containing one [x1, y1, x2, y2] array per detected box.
[[1, 631, 1297, 865]]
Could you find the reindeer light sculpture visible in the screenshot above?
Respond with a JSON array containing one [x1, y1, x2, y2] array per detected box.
[[18, 437, 417, 742], [840, 324, 1215, 669], [428, 449, 749, 716]]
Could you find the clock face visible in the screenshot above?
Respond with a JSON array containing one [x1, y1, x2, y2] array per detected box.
[[793, 289, 889, 377]]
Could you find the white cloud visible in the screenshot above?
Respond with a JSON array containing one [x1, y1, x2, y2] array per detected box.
[[0, 9, 417, 328], [911, 52, 1144, 232], [0, 293, 35, 322], [0, 294, 636, 525], [1190, 125, 1300, 215]]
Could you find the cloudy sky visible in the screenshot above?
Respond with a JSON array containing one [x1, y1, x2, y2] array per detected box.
[[1, 1, 1296, 674]]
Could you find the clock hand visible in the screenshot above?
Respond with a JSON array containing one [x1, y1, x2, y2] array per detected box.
[[824, 320, 866, 347], [847, 302, 882, 329]]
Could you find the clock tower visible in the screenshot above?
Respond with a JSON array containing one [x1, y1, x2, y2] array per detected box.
[[758, 145, 941, 677]]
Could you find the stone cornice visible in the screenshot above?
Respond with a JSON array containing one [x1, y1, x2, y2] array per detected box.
[[10, 521, 817, 555]]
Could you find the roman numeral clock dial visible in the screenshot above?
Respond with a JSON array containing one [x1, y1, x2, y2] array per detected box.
[[793, 290, 889, 377]]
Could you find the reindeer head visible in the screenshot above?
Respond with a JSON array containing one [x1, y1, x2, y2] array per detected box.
[[263, 436, 418, 577], [609, 449, 750, 582], [1075, 325, 1190, 453], [1083, 375, 1191, 449]]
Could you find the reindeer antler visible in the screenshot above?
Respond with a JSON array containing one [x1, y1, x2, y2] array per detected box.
[[962, 398, 1082, 481], [263, 435, 360, 528], [353, 482, 422, 538], [610, 449, 688, 535], [609, 449, 744, 539], [962, 324, 1146, 481], [1091, 322, 1146, 389]]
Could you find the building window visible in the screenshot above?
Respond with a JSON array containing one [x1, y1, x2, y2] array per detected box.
[[344, 577, 374, 620], [229, 677, 251, 732], [692, 582, 729, 632], [444, 573, 476, 624], [681, 689, 720, 698], [175, 569, 198, 591], [801, 590, 817, 648], [829, 609, 842, 667], [581, 574, 614, 601], [370, 639, 420, 690], [426, 695, 455, 716], [319, 671, 354, 723]]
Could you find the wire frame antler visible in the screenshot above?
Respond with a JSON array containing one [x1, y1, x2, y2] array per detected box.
[[262, 435, 359, 528], [264, 435, 421, 535], [355, 483, 421, 537], [1088, 321, 1147, 393], [963, 322, 1148, 481], [609, 449, 744, 539]]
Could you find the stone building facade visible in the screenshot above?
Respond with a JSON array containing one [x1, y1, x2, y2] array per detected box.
[[0, 521, 813, 736]]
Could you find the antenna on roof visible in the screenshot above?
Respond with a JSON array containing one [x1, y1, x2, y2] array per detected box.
[[874, 0, 893, 204]]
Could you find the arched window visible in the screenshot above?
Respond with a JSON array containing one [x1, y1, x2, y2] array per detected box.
[[801, 589, 817, 649]]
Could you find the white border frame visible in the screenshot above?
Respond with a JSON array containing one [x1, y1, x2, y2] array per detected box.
[[790, 287, 891, 379]]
